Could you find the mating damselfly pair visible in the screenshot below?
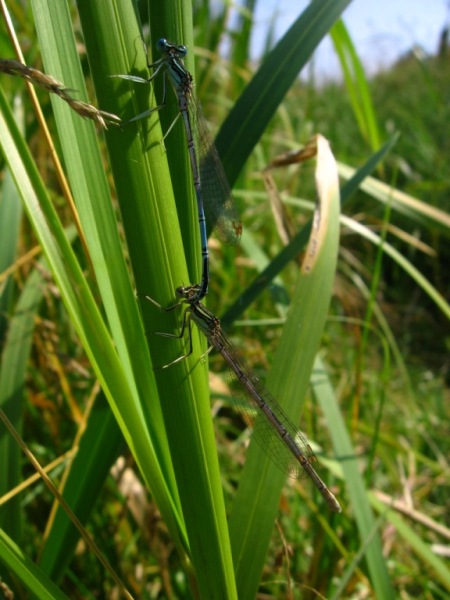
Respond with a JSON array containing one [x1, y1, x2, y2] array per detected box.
[[115, 38, 341, 513]]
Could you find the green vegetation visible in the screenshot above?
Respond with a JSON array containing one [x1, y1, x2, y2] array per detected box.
[[0, 0, 449, 598]]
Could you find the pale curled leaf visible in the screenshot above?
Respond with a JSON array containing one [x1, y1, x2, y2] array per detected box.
[[264, 134, 340, 273]]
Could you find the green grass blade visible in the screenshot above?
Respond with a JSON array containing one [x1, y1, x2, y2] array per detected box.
[[339, 163, 450, 232], [0, 109, 26, 540], [0, 81, 186, 564], [74, 1, 237, 595], [0, 165, 23, 343], [0, 528, 68, 599], [341, 216, 450, 319], [0, 259, 47, 539], [330, 19, 381, 152], [29, 0, 188, 557], [216, 0, 353, 186], [370, 495, 450, 592], [312, 357, 395, 598], [229, 136, 341, 599]]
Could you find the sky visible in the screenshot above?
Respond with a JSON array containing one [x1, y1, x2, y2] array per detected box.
[[250, 0, 449, 80]]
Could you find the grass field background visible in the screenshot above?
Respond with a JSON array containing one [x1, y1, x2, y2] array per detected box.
[[0, 0, 449, 598]]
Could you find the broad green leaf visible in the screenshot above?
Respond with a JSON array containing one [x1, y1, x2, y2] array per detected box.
[[229, 136, 341, 599], [216, 0, 353, 186]]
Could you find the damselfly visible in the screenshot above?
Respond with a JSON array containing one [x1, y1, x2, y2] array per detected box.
[[114, 38, 241, 301], [149, 285, 342, 513]]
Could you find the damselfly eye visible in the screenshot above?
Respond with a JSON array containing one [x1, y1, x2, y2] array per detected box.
[[156, 38, 168, 51]]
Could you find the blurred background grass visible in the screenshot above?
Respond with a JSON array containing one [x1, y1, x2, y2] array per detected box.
[[1, 0, 449, 598]]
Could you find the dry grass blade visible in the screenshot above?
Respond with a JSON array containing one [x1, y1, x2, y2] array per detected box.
[[0, 58, 121, 128]]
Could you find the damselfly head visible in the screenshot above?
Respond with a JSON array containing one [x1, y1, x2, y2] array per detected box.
[[157, 38, 188, 59], [176, 284, 198, 301]]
